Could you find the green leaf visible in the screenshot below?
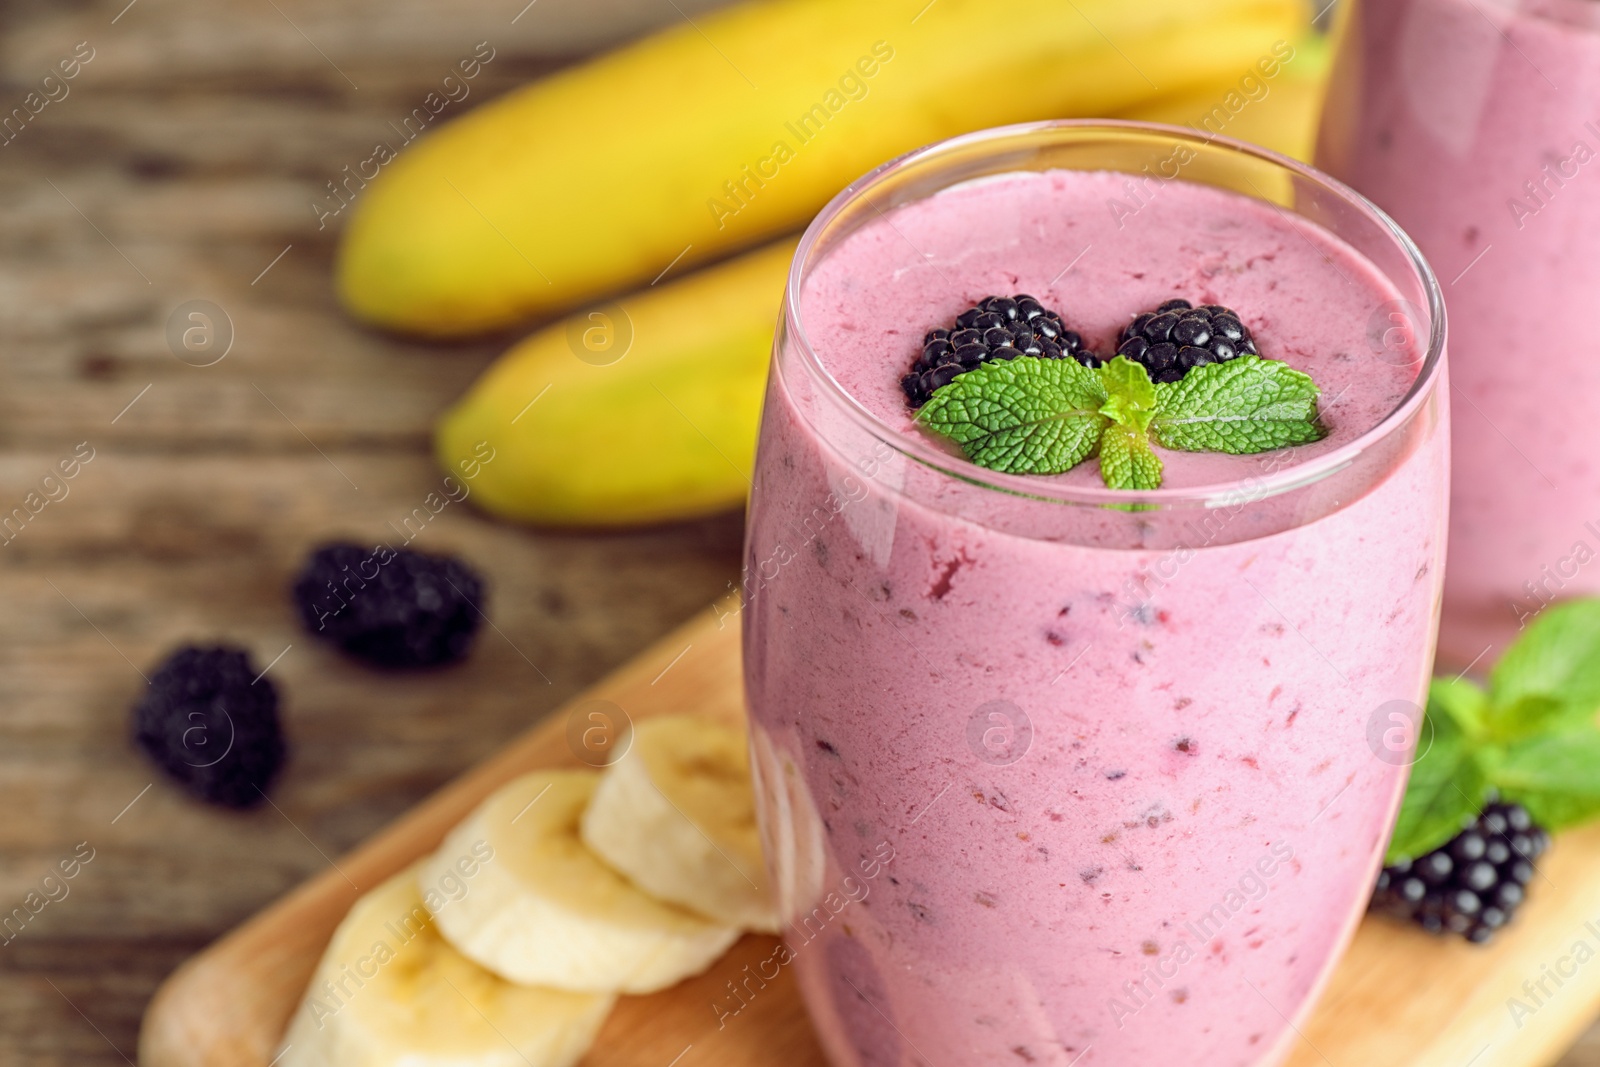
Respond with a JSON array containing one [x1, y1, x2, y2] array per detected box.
[[1096, 356, 1157, 435], [1427, 676, 1490, 739], [916, 356, 1108, 475], [1492, 729, 1600, 831], [1489, 599, 1600, 734], [1486, 695, 1591, 745], [1151, 356, 1326, 455], [1385, 705, 1490, 863], [1384, 597, 1600, 851], [915, 353, 1331, 487], [1098, 422, 1163, 490]]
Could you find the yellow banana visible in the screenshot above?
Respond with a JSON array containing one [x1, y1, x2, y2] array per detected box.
[[436, 240, 793, 527], [341, 0, 1305, 336], [1118, 33, 1331, 163]]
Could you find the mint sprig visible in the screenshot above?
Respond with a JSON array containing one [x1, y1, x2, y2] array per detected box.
[[913, 356, 1106, 476], [1098, 424, 1163, 491], [1150, 355, 1325, 454], [1385, 600, 1600, 863], [1386, 693, 1489, 865], [915, 355, 1325, 490]]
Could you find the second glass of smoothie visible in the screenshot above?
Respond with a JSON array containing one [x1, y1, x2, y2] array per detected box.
[[1318, 0, 1600, 667], [742, 122, 1449, 1067]]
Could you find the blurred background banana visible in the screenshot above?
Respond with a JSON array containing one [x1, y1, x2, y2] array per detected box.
[[347, 0, 1328, 528], [1118, 29, 1328, 163], [436, 240, 793, 526]]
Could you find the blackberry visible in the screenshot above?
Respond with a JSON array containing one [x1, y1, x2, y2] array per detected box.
[[292, 543, 485, 668], [1115, 298, 1259, 384], [132, 645, 286, 808], [901, 294, 1100, 408], [1370, 801, 1549, 944]]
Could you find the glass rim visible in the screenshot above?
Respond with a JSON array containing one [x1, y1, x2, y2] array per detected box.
[[780, 118, 1447, 510]]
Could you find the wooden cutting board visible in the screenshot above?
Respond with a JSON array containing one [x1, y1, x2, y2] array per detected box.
[[138, 603, 1600, 1067]]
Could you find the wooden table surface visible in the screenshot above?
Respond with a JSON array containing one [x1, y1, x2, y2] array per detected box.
[[0, 1, 1594, 1064], [0, 2, 742, 1062]]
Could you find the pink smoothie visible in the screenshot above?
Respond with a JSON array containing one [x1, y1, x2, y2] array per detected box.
[[743, 167, 1448, 1066], [1317, 0, 1600, 667]]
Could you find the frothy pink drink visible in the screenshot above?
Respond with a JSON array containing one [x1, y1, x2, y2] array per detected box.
[[743, 126, 1448, 1067], [1317, 0, 1600, 666]]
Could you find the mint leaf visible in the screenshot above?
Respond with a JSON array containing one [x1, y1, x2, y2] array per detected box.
[[1489, 599, 1600, 735], [1427, 676, 1490, 739], [1487, 694, 1588, 746], [916, 353, 1329, 487], [916, 357, 1107, 475], [1091, 358, 1162, 490], [1386, 703, 1489, 863], [1096, 356, 1157, 435], [1151, 357, 1325, 455], [1385, 597, 1600, 854], [1493, 729, 1600, 830], [1098, 423, 1163, 490]]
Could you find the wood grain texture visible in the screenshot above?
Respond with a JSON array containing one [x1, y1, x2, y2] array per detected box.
[[1292, 832, 1600, 1067], [0, 2, 748, 1063], [141, 606, 1600, 1067], [138, 605, 829, 1067]]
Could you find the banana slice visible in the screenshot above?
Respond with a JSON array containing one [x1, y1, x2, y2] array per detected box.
[[422, 769, 740, 993], [581, 714, 779, 933], [278, 863, 612, 1067]]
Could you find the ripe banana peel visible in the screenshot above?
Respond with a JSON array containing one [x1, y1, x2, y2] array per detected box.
[[342, 0, 1306, 337], [435, 240, 794, 527], [1118, 32, 1331, 163]]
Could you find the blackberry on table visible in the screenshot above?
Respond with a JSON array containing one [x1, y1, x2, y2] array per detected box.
[[132, 645, 286, 808], [292, 543, 485, 668], [1116, 298, 1258, 384], [901, 294, 1100, 408], [1370, 801, 1549, 944]]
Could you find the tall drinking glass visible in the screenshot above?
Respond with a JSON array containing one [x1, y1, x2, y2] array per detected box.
[[743, 121, 1448, 1067], [1317, 0, 1600, 667]]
